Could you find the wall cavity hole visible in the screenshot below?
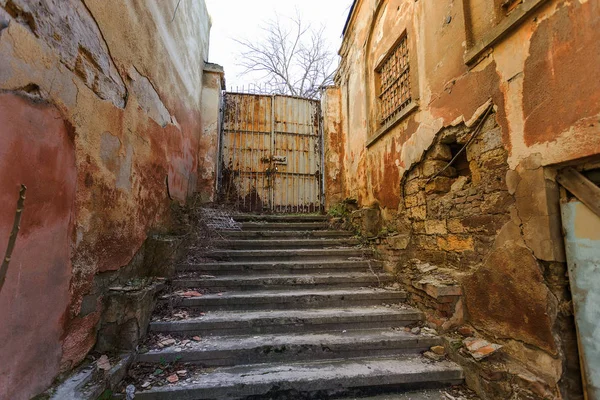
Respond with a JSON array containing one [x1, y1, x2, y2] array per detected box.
[[449, 143, 471, 177]]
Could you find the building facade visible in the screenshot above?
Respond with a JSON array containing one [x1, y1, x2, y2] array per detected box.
[[0, 1, 218, 398], [323, 0, 600, 398]]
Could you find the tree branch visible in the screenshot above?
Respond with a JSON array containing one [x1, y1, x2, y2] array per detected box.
[[234, 12, 337, 99], [0, 184, 27, 294]]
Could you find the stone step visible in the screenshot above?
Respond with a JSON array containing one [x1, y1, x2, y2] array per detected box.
[[205, 248, 371, 262], [172, 273, 392, 291], [237, 222, 330, 231], [138, 330, 440, 367], [150, 306, 421, 336], [213, 238, 361, 250], [161, 288, 407, 312], [233, 214, 329, 222], [121, 356, 463, 399], [219, 230, 354, 239], [176, 260, 383, 276]]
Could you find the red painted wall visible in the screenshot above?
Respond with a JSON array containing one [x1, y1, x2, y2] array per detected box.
[[0, 94, 76, 400]]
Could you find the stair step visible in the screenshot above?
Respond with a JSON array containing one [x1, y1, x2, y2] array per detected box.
[[161, 288, 407, 312], [233, 214, 328, 222], [138, 330, 441, 367], [219, 230, 354, 239], [150, 306, 422, 336], [213, 238, 361, 249], [238, 222, 330, 231], [172, 273, 392, 291], [205, 248, 371, 262], [337, 390, 466, 400], [176, 260, 383, 275], [122, 356, 463, 399]]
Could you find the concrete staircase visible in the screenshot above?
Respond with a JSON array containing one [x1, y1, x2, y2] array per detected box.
[[128, 214, 463, 399]]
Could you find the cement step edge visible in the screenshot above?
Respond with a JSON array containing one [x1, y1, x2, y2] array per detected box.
[[137, 330, 441, 366], [116, 356, 463, 400], [150, 307, 422, 336]]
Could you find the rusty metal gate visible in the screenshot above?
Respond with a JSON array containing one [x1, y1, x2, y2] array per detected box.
[[217, 92, 324, 213]]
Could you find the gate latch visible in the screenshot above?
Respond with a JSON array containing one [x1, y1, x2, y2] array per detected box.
[[272, 155, 287, 165]]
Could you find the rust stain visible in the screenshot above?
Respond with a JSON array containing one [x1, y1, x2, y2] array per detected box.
[[373, 137, 401, 208]]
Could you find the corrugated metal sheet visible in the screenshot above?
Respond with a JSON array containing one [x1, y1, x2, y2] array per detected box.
[[561, 199, 600, 399], [218, 93, 323, 213]]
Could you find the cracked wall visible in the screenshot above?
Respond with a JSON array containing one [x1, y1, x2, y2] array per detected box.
[[0, 1, 213, 399], [324, 0, 599, 398]]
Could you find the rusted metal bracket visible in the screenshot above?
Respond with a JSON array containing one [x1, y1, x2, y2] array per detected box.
[[557, 167, 600, 218]]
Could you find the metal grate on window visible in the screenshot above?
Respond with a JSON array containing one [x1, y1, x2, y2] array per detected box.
[[377, 35, 411, 125]]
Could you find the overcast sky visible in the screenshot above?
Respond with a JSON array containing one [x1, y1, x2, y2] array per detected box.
[[204, 0, 353, 90]]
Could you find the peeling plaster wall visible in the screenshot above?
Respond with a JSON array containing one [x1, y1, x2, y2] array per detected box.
[[0, 1, 212, 399], [329, 0, 599, 398]]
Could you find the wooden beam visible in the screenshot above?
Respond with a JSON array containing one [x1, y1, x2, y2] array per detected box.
[[557, 167, 600, 218]]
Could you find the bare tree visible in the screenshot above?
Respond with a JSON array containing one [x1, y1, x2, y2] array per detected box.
[[234, 13, 337, 99]]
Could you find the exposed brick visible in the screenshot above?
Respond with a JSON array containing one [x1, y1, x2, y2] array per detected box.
[[437, 235, 474, 252], [447, 219, 465, 233], [425, 219, 448, 235], [426, 176, 453, 193], [422, 160, 456, 178], [413, 221, 426, 234], [428, 144, 453, 161], [405, 179, 424, 195], [405, 192, 426, 208], [410, 205, 427, 220]]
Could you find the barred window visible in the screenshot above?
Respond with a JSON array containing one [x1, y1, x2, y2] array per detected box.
[[376, 34, 412, 125]]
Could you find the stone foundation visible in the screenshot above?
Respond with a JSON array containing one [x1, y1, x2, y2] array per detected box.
[[345, 112, 582, 399]]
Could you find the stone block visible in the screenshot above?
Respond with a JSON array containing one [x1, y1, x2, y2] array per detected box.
[[437, 235, 474, 252], [404, 192, 425, 208], [410, 205, 427, 220], [413, 221, 426, 234], [470, 161, 481, 184], [413, 235, 439, 250], [413, 278, 462, 299], [422, 160, 457, 178], [514, 165, 565, 262], [96, 282, 164, 352], [428, 144, 452, 161], [426, 176, 453, 193], [451, 176, 469, 192], [481, 127, 503, 152], [463, 241, 557, 354], [460, 215, 504, 235], [425, 219, 448, 235], [387, 234, 411, 250], [404, 179, 424, 195], [480, 191, 513, 214], [352, 207, 382, 237], [447, 219, 465, 233], [144, 235, 182, 278]]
